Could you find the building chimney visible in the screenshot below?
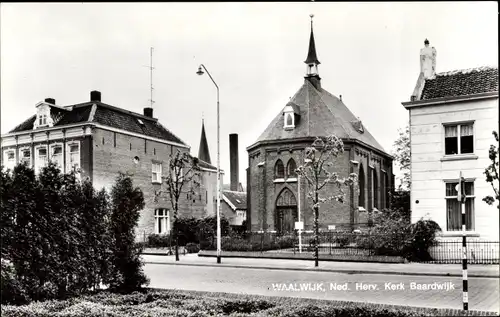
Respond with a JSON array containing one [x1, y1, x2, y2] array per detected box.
[[229, 133, 239, 191], [90, 90, 101, 102], [44, 98, 55, 105], [420, 39, 437, 79], [143, 107, 153, 118]]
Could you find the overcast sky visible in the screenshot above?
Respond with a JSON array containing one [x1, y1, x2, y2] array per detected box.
[[1, 2, 498, 186]]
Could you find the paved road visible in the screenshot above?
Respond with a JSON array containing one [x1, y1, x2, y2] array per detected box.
[[145, 263, 500, 313]]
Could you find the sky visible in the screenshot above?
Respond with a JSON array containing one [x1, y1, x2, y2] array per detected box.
[[1, 2, 498, 187]]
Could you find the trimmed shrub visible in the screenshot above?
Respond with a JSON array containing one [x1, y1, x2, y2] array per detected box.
[[1, 258, 28, 305], [404, 219, 442, 261], [185, 243, 200, 254], [1, 164, 149, 304], [107, 173, 149, 293], [1, 289, 495, 317], [147, 234, 172, 248]]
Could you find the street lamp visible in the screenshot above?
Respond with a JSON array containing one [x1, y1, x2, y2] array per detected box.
[[196, 64, 222, 264]]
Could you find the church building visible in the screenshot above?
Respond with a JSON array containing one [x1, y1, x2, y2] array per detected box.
[[246, 16, 395, 233]]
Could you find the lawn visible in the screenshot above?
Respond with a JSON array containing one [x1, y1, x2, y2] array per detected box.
[[1, 289, 496, 317]]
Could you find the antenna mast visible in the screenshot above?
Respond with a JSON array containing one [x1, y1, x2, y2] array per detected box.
[[148, 47, 155, 108]]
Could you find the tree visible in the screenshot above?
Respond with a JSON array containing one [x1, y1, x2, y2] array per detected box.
[[295, 135, 357, 267], [483, 131, 499, 210], [155, 150, 201, 261], [392, 125, 411, 191], [108, 172, 148, 292]]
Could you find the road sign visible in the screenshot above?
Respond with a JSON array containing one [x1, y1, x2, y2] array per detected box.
[[295, 221, 304, 230], [328, 225, 336, 230], [456, 174, 466, 203]]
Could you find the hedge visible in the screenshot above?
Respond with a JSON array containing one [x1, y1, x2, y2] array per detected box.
[[1, 289, 497, 317], [1, 164, 148, 304]]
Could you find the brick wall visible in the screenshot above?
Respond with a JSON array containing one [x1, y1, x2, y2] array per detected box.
[[247, 139, 394, 232], [91, 127, 210, 239]]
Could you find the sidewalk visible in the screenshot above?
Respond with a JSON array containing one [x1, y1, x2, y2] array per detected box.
[[142, 253, 500, 278]]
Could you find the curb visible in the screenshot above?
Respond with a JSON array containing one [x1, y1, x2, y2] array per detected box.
[[144, 261, 500, 278]]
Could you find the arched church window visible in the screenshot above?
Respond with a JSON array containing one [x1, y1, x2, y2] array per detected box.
[[277, 188, 297, 206], [286, 159, 297, 179], [274, 159, 284, 179], [358, 164, 365, 208]]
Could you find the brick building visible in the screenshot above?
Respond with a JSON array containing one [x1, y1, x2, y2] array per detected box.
[[0, 91, 219, 239], [246, 18, 394, 233]]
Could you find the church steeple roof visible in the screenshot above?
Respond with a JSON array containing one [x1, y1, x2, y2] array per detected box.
[[198, 119, 212, 164], [304, 14, 320, 65]]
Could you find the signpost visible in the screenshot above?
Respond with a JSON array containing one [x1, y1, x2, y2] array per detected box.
[[297, 174, 302, 253], [456, 171, 468, 311]]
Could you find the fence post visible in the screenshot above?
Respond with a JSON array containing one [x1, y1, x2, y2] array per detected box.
[[329, 231, 332, 255], [261, 233, 264, 253]]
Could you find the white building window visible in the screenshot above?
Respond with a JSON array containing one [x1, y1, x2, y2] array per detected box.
[[154, 208, 170, 234], [445, 181, 475, 231], [283, 103, 296, 129], [237, 210, 247, 220], [152, 162, 162, 183], [66, 142, 80, 174], [39, 114, 47, 127], [19, 147, 32, 167], [284, 112, 294, 129], [444, 123, 474, 155], [3, 150, 16, 171], [50, 143, 64, 172], [35, 145, 48, 172]]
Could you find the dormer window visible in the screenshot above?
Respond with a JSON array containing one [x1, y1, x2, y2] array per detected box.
[[283, 102, 299, 130], [39, 114, 47, 126], [284, 112, 294, 129], [34, 102, 54, 129]]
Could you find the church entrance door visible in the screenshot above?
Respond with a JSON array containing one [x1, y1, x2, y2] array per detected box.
[[275, 188, 298, 234]]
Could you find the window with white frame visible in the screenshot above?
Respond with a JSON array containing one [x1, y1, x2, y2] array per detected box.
[[35, 145, 48, 172], [152, 162, 162, 183], [39, 114, 48, 127], [3, 150, 16, 171], [445, 181, 475, 231], [50, 144, 64, 172], [444, 123, 474, 155], [154, 208, 170, 234], [282, 102, 297, 129], [66, 142, 80, 174], [19, 148, 32, 167], [236, 210, 246, 220]]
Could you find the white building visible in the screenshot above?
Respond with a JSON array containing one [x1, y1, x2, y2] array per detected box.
[[402, 39, 499, 240]]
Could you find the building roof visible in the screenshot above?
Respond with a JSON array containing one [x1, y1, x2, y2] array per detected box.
[[223, 183, 245, 192], [252, 79, 387, 153], [222, 190, 247, 210], [197, 158, 217, 171], [421, 66, 498, 100], [8, 101, 188, 146], [198, 120, 212, 164]]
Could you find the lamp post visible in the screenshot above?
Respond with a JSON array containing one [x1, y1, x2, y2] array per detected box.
[[197, 64, 222, 264]]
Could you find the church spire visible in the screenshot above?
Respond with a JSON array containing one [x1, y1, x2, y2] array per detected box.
[[304, 14, 320, 66], [304, 14, 321, 89], [198, 119, 212, 164]]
